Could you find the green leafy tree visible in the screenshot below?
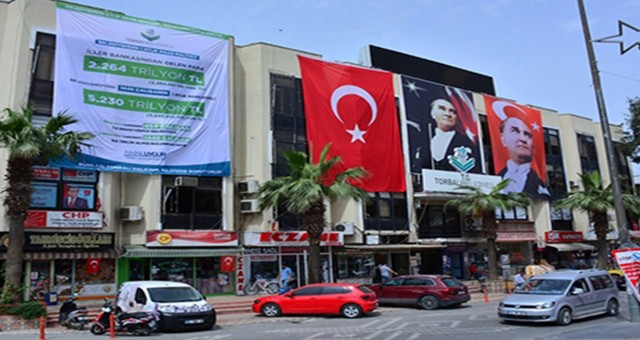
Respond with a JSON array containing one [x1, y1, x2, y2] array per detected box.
[[620, 97, 640, 162], [554, 171, 640, 269], [445, 180, 531, 280], [257, 144, 368, 284], [0, 107, 93, 302]]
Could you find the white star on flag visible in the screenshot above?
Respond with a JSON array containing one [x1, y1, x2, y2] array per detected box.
[[346, 124, 367, 143], [532, 122, 540, 131], [404, 80, 426, 98]]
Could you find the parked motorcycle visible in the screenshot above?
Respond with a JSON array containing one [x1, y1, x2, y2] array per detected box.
[[90, 298, 157, 336], [59, 296, 90, 330]]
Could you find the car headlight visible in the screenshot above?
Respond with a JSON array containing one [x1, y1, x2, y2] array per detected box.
[[536, 301, 555, 309], [498, 302, 505, 308]]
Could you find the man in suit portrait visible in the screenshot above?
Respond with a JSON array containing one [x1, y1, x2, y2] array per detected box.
[[497, 116, 551, 200], [426, 98, 479, 172], [63, 185, 88, 209]]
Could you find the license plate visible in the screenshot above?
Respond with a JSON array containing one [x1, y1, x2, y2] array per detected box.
[[508, 311, 526, 316], [184, 319, 204, 325]]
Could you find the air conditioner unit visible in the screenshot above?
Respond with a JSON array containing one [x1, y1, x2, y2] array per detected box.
[[237, 180, 259, 194], [366, 235, 379, 245], [120, 206, 145, 222], [240, 199, 260, 214], [174, 176, 198, 187], [334, 221, 355, 235]]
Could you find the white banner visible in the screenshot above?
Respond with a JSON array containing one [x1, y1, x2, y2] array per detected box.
[[24, 210, 103, 229], [53, 2, 230, 175], [422, 169, 501, 193]]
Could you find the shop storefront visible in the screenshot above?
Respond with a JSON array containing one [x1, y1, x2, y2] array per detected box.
[[118, 231, 239, 295], [541, 231, 596, 269], [240, 231, 343, 293], [495, 223, 536, 276], [0, 232, 117, 301]]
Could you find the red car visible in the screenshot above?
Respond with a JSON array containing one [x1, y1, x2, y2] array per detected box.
[[252, 283, 378, 318], [369, 275, 470, 310]]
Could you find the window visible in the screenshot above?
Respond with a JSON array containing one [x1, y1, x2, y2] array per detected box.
[[403, 278, 434, 286], [551, 207, 573, 231], [30, 166, 98, 211], [495, 207, 528, 221], [614, 142, 633, 193], [577, 134, 599, 174], [293, 286, 323, 296], [544, 128, 567, 198], [384, 279, 404, 287], [480, 115, 493, 175], [321, 286, 349, 295], [271, 74, 307, 230], [418, 205, 461, 238], [570, 278, 590, 295], [29, 32, 56, 116], [134, 288, 147, 304], [364, 193, 409, 232], [162, 176, 222, 230]]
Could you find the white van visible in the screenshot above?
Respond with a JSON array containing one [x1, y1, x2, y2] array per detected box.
[[117, 281, 216, 331]]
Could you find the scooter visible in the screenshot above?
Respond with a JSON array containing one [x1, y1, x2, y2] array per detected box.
[[58, 296, 90, 330], [90, 298, 157, 336]]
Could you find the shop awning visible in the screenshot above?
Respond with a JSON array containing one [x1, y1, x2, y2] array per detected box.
[[343, 244, 446, 251], [122, 246, 239, 258], [547, 243, 596, 252], [0, 249, 118, 260]]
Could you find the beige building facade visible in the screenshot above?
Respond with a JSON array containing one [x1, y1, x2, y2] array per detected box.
[[0, 0, 634, 299]]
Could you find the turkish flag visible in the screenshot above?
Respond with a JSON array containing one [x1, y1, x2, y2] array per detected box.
[[86, 258, 102, 274], [220, 256, 235, 273], [298, 55, 406, 192]]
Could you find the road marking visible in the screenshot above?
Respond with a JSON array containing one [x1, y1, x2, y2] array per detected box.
[[407, 333, 421, 340], [300, 333, 327, 340], [384, 331, 404, 340], [360, 318, 382, 328], [449, 320, 461, 328], [374, 317, 402, 329], [363, 331, 384, 339]]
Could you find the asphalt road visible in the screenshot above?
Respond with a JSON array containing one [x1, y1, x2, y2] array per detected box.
[[4, 293, 640, 340]]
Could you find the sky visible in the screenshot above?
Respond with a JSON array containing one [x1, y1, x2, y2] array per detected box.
[[70, 0, 639, 126]]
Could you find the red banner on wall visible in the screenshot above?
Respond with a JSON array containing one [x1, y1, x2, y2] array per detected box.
[[146, 231, 238, 247], [86, 258, 102, 274]]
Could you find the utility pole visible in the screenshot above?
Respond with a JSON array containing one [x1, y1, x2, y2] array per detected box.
[[577, 0, 640, 322]]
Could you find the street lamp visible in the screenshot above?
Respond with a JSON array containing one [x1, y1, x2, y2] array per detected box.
[[577, 0, 640, 322]]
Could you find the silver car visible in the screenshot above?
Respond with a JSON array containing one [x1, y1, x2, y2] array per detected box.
[[497, 269, 619, 325]]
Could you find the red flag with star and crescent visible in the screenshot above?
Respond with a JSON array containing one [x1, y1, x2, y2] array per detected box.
[[298, 55, 406, 192]]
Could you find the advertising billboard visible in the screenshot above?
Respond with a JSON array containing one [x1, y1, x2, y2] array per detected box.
[[53, 2, 230, 176], [402, 75, 483, 175], [484, 95, 550, 200]]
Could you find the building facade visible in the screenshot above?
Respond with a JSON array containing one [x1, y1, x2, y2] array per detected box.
[[0, 0, 635, 300]]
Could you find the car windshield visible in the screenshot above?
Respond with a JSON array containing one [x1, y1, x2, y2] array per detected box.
[[147, 287, 203, 303], [516, 279, 571, 295]]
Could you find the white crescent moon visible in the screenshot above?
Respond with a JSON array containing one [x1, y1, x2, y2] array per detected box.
[[89, 260, 99, 267], [492, 100, 527, 121], [330, 85, 378, 126]]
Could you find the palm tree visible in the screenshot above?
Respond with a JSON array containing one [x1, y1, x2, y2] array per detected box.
[[555, 171, 640, 270], [257, 144, 368, 284], [0, 107, 94, 302], [445, 179, 531, 280]]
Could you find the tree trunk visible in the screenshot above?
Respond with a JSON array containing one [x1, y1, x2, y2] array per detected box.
[[482, 211, 499, 281], [3, 218, 24, 302], [303, 199, 326, 284], [2, 156, 34, 303], [594, 212, 609, 270]]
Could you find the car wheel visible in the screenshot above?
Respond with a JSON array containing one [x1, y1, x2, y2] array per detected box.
[[556, 307, 572, 326], [607, 299, 619, 316], [261, 302, 282, 317], [341, 303, 362, 318], [419, 295, 440, 310]]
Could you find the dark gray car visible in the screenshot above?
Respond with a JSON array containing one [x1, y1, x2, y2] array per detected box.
[[497, 269, 619, 326]]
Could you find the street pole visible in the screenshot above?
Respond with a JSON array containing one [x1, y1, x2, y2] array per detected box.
[[577, 0, 640, 322]]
